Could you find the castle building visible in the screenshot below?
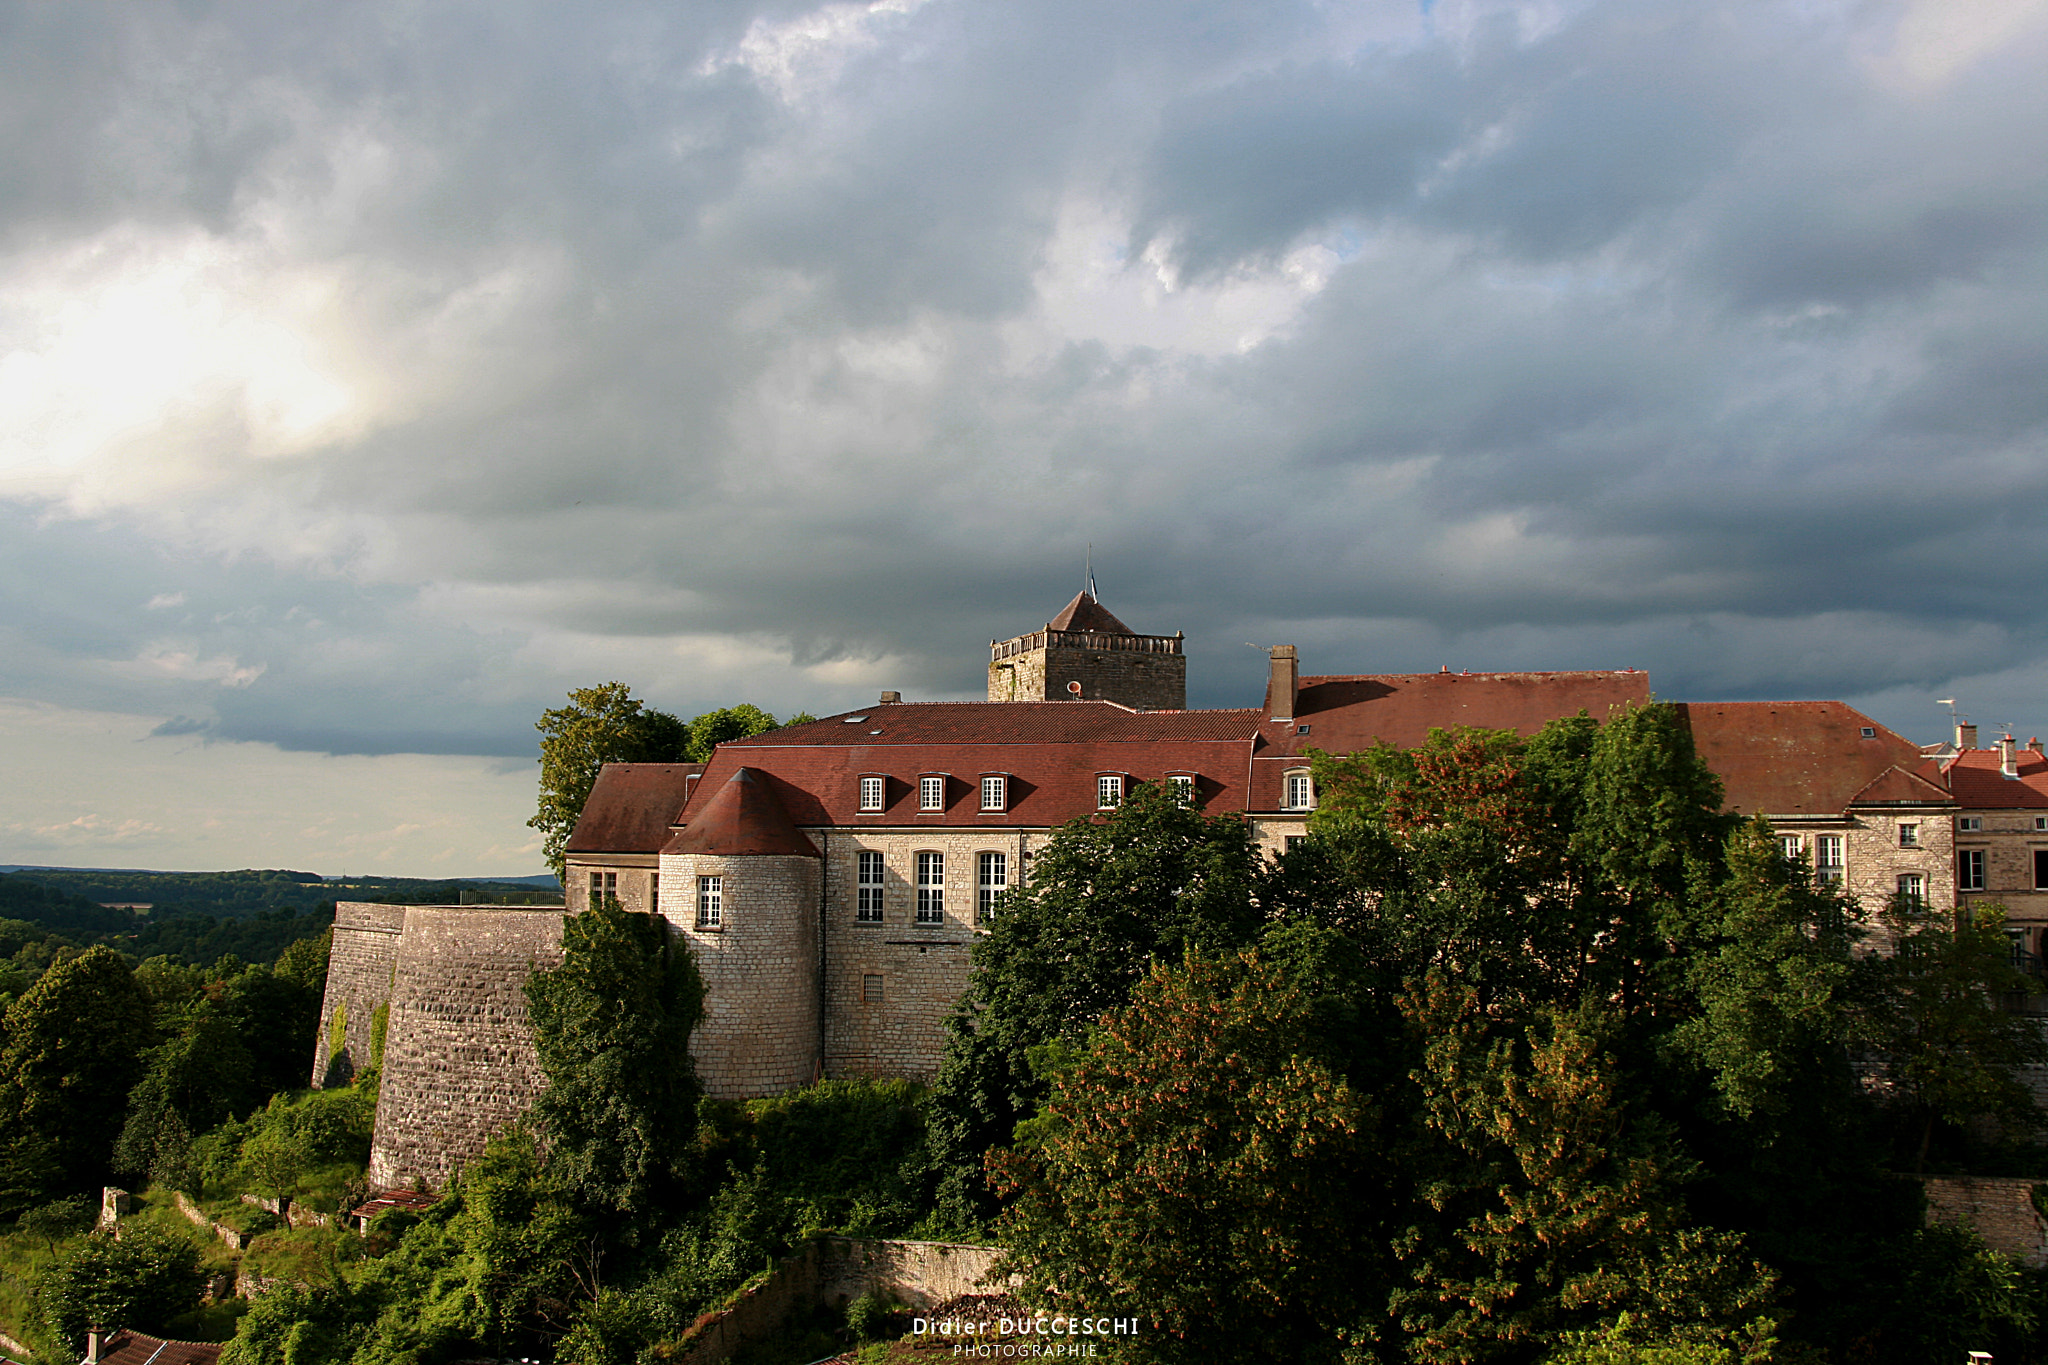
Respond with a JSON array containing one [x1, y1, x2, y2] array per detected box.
[[318, 590, 1981, 1188]]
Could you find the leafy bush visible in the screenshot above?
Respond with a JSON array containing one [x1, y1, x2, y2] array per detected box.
[[35, 1226, 203, 1349]]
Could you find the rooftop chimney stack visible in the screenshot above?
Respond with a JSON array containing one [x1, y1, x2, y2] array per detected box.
[[87, 1331, 101, 1365], [1268, 646, 1298, 725], [878, 691, 900, 704], [2002, 733, 2019, 779], [1958, 721, 1979, 750]]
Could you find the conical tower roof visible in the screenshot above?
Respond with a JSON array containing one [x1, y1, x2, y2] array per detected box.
[[1047, 591, 1135, 635], [663, 767, 818, 857]]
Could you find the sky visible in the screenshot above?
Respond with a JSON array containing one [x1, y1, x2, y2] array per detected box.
[[4, 0, 2047, 877]]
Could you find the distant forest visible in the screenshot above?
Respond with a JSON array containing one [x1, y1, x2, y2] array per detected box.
[[0, 867, 561, 978]]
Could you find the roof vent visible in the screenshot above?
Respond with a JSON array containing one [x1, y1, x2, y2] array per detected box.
[[1860, 726, 1875, 739]]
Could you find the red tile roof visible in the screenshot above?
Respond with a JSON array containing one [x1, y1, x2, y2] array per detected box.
[[1678, 701, 1950, 816], [1271, 670, 1653, 755], [1045, 591, 1137, 635], [690, 703, 1261, 826], [88, 1333, 222, 1365], [664, 768, 820, 857], [566, 764, 704, 854], [1945, 747, 2048, 809], [740, 703, 1261, 747]]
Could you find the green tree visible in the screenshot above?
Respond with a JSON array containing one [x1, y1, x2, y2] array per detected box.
[[1863, 899, 2047, 1170], [992, 951, 1374, 1364], [684, 703, 787, 761], [0, 945, 153, 1210], [35, 1226, 203, 1350], [1388, 976, 1778, 1364], [114, 1007, 256, 1186], [529, 683, 691, 879], [926, 783, 1266, 1232], [15, 1195, 92, 1255], [525, 896, 705, 1215]]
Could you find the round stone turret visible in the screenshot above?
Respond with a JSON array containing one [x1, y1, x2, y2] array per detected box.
[[660, 767, 822, 1098]]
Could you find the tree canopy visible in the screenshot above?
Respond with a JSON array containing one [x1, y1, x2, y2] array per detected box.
[[528, 685, 811, 878]]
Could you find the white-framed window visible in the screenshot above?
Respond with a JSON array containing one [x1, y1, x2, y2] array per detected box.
[[1779, 834, 1804, 864], [1285, 835, 1308, 852], [1097, 774, 1124, 809], [1959, 848, 1986, 891], [981, 775, 1007, 811], [588, 870, 617, 908], [2036, 816, 2047, 832], [1897, 873, 1925, 910], [916, 852, 944, 923], [977, 851, 1007, 922], [696, 875, 722, 928], [1284, 770, 1314, 811], [1898, 823, 1919, 848], [1814, 834, 1845, 885], [1167, 774, 1196, 805], [920, 775, 946, 812], [859, 775, 885, 812], [1959, 816, 1983, 832], [856, 850, 885, 923]]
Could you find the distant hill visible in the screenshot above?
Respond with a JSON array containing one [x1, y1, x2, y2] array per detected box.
[[0, 868, 562, 969], [1, 866, 561, 917]]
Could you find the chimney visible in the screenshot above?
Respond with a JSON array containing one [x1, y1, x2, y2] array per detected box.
[[878, 691, 900, 704], [1267, 646, 1298, 725], [2002, 733, 2019, 779], [86, 1331, 101, 1365], [1958, 721, 1978, 750]]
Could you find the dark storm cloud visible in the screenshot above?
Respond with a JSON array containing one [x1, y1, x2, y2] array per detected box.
[[6, 0, 2048, 761]]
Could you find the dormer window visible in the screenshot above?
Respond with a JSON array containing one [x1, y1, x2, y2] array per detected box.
[[1097, 773, 1125, 809], [1284, 769, 1315, 811], [980, 774, 1008, 812], [859, 775, 886, 812], [920, 775, 946, 811]]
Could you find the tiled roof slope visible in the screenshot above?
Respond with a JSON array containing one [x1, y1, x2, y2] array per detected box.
[[1946, 747, 2048, 808], [1261, 671, 1653, 759], [694, 703, 1261, 826], [1677, 702, 1950, 817], [91, 1333, 222, 1365], [740, 703, 1261, 747], [1046, 591, 1136, 635], [566, 764, 704, 853], [664, 768, 820, 857]]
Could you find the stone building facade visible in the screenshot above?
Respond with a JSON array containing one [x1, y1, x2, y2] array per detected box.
[[1945, 733, 2048, 968], [321, 589, 1995, 1189]]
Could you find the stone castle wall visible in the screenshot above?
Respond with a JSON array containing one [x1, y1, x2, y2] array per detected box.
[[311, 902, 407, 1087], [817, 829, 1031, 1081], [366, 906, 565, 1190], [667, 851, 823, 1100], [1922, 1175, 2048, 1267], [989, 645, 1185, 710]]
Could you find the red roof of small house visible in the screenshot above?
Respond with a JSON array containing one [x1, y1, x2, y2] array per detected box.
[[86, 1332, 222, 1365], [566, 764, 704, 854], [1678, 701, 1951, 817], [1046, 591, 1137, 635], [1944, 746, 2048, 809], [689, 703, 1263, 826], [663, 767, 820, 857], [350, 1189, 438, 1222]]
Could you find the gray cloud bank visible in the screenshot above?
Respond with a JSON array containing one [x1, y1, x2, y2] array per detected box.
[[4, 0, 2046, 758]]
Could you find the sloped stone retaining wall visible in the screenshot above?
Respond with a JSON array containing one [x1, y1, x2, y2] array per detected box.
[[1922, 1175, 2048, 1267], [670, 1238, 1009, 1365]]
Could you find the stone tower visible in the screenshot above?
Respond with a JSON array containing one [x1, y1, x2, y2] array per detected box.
[[988, 591, 1186, 709], [660, 767, 823, 1099]]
